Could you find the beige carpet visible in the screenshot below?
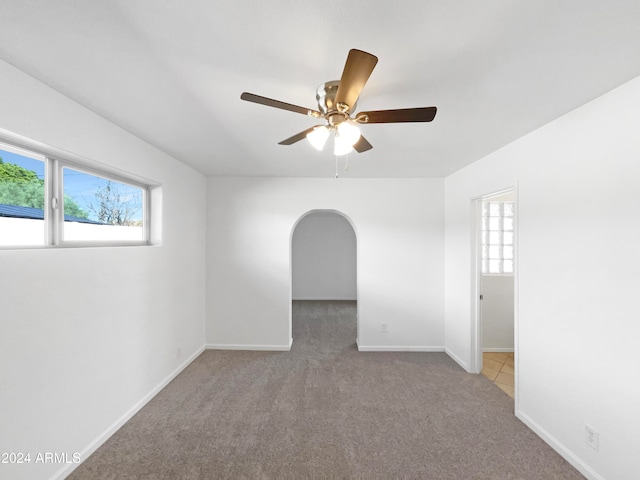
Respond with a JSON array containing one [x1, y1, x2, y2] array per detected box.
[[69, 301, 583, 479]]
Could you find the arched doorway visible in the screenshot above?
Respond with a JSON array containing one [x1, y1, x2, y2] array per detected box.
[[290, 210, 358, 349]]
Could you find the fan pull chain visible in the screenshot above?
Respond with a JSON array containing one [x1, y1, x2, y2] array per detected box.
[[344, 154, 349, 172], [335, 155, 339, 178]]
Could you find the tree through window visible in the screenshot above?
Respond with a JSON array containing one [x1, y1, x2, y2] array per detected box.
[[62, 167, 144, 242]]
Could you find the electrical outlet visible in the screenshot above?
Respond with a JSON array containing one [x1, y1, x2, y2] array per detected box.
[[176, 345, 182, 358], [381, 323, 388, 333], [585, 425, 599, 451]]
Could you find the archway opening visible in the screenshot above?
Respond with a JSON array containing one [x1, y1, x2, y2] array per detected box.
[[290, 210, 357, 350]]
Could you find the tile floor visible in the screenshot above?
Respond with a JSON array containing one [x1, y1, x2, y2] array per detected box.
[[481, 352, 514, 398]]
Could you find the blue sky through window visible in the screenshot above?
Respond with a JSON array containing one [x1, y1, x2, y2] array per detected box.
[[63, 167, 143, 222]]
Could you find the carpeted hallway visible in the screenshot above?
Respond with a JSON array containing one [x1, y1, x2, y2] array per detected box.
[[69, 301, 583, 479]]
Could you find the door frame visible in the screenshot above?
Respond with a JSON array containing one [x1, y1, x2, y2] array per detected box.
[[470, 186, 519, 405]]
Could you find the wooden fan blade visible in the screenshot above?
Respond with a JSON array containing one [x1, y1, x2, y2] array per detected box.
[[241, 92, 321, 117], [357, 107, 437, 124], [353, 135, 373, 153], [334, 49, 378, 113], [278, 126, 318, 145]]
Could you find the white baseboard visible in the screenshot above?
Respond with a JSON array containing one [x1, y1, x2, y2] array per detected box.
[[444, 347, 469, 372], [52, 345, 206, 480], [516, 409, 604, 480], [356, 344, 444, 352], [483, 347, 515, 352], [292, 297, 357, 301], [206, 338, 292, 352]]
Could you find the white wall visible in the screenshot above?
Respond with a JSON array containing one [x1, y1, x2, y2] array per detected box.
[[0, 59, 207, 480], [481, 275, 514, 351], [445, 76, 640, 479], [0, 217, 144, 245], [206, 177, 444, 351], [292, 211, 356, 300], [0, 217, 45, 245]]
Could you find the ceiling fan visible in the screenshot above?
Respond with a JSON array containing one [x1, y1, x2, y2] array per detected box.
[[241, 49, 437, 156]]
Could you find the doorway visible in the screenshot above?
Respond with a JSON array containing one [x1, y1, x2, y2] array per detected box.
[[472, 189, 517, 400], [290, 210, 358, 348]]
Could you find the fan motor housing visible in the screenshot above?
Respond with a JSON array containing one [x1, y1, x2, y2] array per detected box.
[[316, 81, 357, 116]]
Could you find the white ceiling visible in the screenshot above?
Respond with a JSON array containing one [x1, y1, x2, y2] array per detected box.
[[1, 1, 639, 178]]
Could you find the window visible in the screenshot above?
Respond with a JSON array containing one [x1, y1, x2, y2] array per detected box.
[[62, 167, 145, 243], [0, 143, 46, 246], [0, 140, 150, 247], [482, 201, 514, 274]]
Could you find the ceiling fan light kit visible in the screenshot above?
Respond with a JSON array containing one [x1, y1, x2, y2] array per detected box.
[[307, 125, 330, 151], [336, 120, 361, 145], [241, 49, 437, 157], [334, 131, 356, 156]]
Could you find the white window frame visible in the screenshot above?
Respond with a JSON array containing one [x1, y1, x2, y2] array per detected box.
[[0, 139, 152, 249], [53, 159, 150, 247]]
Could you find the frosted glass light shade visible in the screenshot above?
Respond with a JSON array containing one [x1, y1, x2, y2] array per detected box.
[[306, 125, 330, 150], [334, 134, 354, 156], [337, 120, 361, 146]]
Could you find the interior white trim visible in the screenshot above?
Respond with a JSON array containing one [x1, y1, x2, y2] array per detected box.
[[470, 197, 483, 373], [444, 347, 469, 372], [292, 297, 357, 301], [206, 341, 292, 352], [52, 345, 206, 480], [357, 344, 445, 352], [482, 348, 515, 353], [516, 409, 604, 480]]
